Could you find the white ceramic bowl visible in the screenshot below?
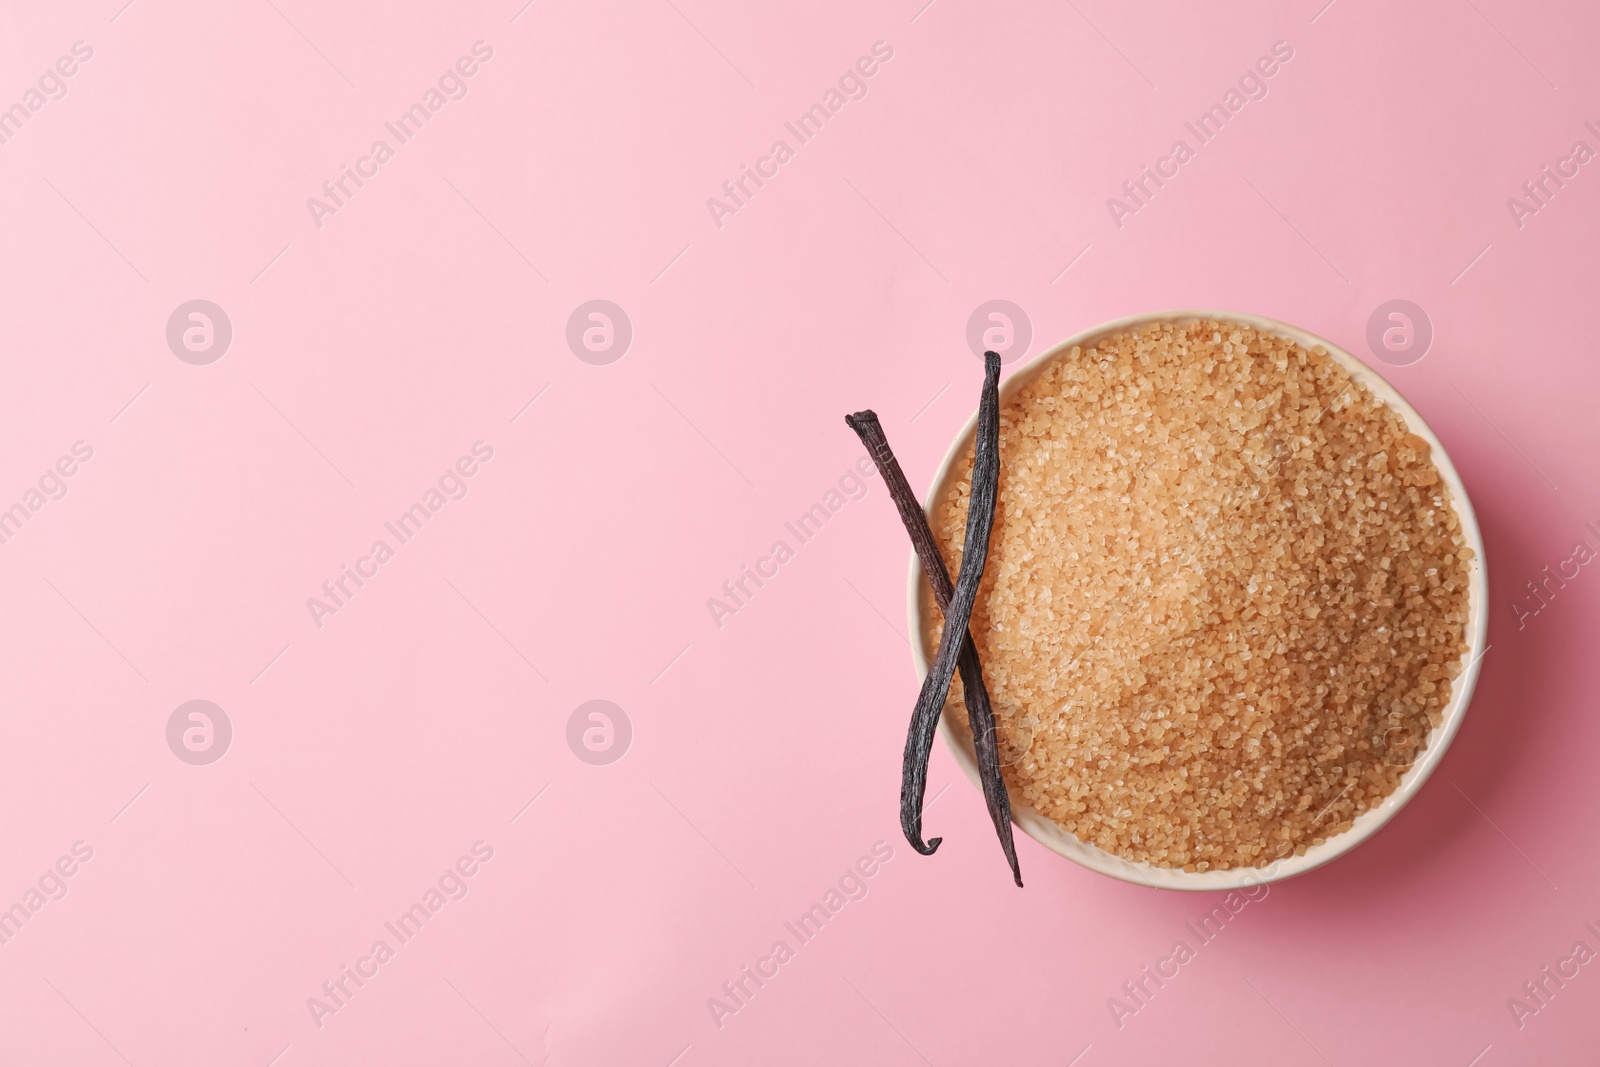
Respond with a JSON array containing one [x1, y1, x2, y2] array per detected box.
[[908, 310, 1489, 891]]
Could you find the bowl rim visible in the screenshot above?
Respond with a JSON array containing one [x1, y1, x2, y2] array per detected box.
[[906, 309, 1490, 891]]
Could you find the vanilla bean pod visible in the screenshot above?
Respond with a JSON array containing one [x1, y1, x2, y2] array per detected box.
[[846, 383, 1021, 885], [844, 351, 1004, 883]]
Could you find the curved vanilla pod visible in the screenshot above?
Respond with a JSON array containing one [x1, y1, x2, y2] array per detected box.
[[843, 351, 1005, 859], [846, 392, 1021, 885], [898, 351, 1003, 855]]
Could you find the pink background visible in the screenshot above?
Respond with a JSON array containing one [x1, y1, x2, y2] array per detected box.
[[2, 0, 1598, 1064]]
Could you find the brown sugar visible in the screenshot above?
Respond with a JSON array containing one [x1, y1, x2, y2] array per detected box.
[[926, 321, 1473, 871]]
